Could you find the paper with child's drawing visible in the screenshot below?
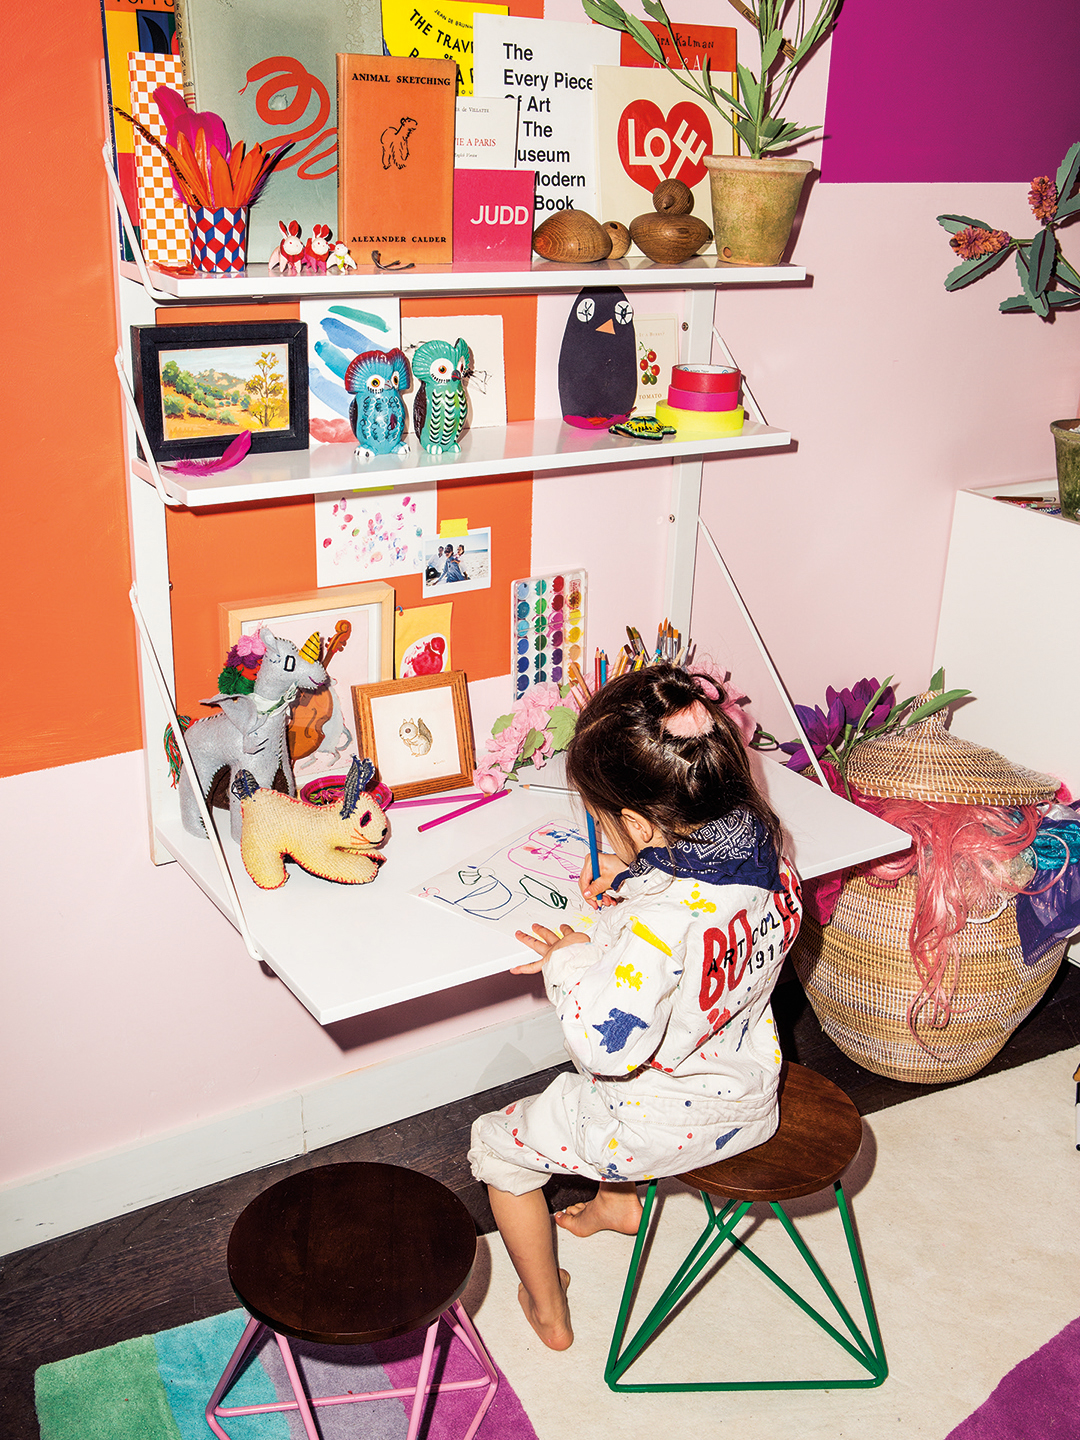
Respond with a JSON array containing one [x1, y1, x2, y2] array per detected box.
[[412, 814, 598, 940]]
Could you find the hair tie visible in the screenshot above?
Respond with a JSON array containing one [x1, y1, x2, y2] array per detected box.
[[664, 700, 713, 738], [693, 674, 721, 702]]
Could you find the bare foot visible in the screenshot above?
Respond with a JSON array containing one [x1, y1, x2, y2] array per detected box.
[[518, 1268, 573, 1350], [555, 1185, 642, 1237]]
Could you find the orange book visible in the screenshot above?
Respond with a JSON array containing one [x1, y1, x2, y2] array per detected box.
[[337, 53, 456, 267]]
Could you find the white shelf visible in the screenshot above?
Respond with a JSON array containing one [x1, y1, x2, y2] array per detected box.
[[120, 255, 807, 301], [153, 757, 909, 1025], [134, 415, 791, 506]]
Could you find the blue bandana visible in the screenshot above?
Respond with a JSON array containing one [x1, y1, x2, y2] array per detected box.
[[614, 807, 781, 893]]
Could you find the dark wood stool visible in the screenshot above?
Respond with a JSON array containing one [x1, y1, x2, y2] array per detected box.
[[606, 1062, 888, 1392], [206, 1161, 498, 1440]]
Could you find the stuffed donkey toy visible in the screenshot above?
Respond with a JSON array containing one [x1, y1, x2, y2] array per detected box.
[[179, 628, 327, 842]]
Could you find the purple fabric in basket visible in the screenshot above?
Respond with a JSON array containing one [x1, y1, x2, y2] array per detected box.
[[945, 1314, 1080, 1440]]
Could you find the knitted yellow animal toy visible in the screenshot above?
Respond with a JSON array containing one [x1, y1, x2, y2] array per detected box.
[[232, 756, 389, 889]]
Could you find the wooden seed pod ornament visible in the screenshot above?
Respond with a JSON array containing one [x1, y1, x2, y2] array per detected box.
[[532, 210, 613, 263], [630, 179, 713, 264], [603, 221, 631, 259]]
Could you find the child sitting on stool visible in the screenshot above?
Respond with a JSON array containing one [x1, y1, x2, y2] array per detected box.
[[468, 663, 802, 1350]]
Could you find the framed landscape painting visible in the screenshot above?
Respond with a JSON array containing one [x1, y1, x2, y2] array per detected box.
[[131, 320, 308, 461]]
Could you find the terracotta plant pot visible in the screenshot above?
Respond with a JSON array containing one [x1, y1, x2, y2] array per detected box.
[[1050, 418, 1080, 520], [703, 155, 813, 266]]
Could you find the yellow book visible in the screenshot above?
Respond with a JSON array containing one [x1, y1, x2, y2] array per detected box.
[[381, 0, 508, 96]]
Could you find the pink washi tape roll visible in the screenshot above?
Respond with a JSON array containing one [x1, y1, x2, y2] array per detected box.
[[670, 363, 741, 394], [667, 384, 740, 412]]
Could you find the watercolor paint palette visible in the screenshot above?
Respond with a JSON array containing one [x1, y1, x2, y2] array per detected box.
[[512, 570, 587, 699]]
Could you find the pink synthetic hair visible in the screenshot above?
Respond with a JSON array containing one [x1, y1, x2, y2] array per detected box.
[[849, 791, 1041, 1049]]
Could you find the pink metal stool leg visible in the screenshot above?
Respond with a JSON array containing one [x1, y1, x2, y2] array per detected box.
[[206, 1303, 500, 1439], [204, 1316, 266, 1440], [405, 1317, 441, 1440]]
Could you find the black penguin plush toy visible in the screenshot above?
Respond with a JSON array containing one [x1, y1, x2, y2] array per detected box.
[[558, 286, 637, 429]]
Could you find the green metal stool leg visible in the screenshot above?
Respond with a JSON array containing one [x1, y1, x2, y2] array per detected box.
[[605, 1183, 752, 1387], [605, 1179, 887, 1392]]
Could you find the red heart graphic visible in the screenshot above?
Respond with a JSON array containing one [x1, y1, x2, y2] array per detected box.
[[617, 99, 713, 192]]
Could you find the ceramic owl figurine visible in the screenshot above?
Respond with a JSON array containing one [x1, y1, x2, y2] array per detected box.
[[558, 287, 637, 429], [412, 338, 471, 453], [344, 348, 411, 459]]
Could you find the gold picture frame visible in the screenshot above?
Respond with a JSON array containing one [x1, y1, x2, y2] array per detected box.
[[352, 671, 475, 799], [219, 583, 395, 774]]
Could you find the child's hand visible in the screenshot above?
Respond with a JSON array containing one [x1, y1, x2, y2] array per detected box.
[[511, 922, 590, 974], [579, 851, 624, 909]]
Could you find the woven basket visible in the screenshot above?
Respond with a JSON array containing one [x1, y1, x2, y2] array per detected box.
[[792, 871, 1065, 1083]]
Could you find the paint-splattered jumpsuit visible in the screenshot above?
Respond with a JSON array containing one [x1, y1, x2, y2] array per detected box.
[[468, 812, 803, 1195]]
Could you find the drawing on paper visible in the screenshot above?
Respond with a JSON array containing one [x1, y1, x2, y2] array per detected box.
[[412, 816, 598, 940]]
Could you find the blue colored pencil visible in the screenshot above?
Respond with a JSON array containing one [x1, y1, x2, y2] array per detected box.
[[586, 812, 600, 884]]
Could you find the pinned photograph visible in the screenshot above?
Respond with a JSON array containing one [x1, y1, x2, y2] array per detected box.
[[421, 527, 492, 598]]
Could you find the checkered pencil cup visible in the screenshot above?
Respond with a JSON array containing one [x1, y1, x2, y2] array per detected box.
[[187, 205, 249, 273]]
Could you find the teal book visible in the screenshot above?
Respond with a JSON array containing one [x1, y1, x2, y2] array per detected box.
[[175, 0, 383, 263]]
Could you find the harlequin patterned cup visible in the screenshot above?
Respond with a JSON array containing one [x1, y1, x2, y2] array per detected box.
[[186, 205, 249, 272]]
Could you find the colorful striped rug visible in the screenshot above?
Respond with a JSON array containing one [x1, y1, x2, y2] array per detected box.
[[35, 1307, 538, 1440]]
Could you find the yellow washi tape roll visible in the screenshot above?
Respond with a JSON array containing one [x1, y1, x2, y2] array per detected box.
[[655, 400, 745, 437]]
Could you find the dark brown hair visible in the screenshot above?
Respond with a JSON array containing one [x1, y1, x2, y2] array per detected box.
[[564, 664, 783, 860]]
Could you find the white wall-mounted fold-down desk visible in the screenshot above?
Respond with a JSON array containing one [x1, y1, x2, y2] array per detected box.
[[155, 754, 909, 1025]]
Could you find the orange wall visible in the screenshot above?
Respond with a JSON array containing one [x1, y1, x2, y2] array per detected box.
[[0, 1, 141, 776], [165, 298, 536, 723], [0, 1, 539, 778]]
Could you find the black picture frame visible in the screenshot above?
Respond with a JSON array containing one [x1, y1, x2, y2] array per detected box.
[[131, 320, 309, 461]]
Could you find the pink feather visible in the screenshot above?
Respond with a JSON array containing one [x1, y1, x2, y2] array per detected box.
[[161, 429, 252, 476], [153, 85, 231, 158]]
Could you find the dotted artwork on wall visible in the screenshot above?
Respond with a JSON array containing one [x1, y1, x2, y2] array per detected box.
[[511, 570, 586, 701]]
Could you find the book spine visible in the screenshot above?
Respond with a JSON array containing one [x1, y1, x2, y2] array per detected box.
[[173, 0, 197, 105], [335, 52, 348, 265]]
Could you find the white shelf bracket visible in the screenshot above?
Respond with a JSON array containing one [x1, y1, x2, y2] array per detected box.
[[128, 585, 263, 963], [711, 324, 767, 426], [113, 350, 182, 507], [101, 141, 177, 304], [697, 516, 830, 792]]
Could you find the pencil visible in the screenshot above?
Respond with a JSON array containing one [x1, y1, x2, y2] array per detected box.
[[417, 788, 509, 832], [568, 660, 592, 701], [586, 811, 600, 884], [393, 792, 488, 808]]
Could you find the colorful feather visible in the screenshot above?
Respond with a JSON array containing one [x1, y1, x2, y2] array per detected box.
[[161, 430, 252, 477], [115, 91, 294, 214]]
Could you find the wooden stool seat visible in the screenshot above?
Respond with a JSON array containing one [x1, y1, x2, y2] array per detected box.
[[606, 1063, 887, 1394], [227, 1161, 477, 1344], [207, 1162, 499, 1440], [679, 1060, 864, 1202]]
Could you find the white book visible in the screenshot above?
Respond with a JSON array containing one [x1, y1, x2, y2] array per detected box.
[[455, 96, 519, 170], [472, 14, 620, 222], [593, 63, 734, 253]]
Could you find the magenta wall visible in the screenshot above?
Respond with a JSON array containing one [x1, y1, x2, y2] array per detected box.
[[821, 0, 1080, 182]]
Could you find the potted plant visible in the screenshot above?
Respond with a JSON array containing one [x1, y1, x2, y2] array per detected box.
[[936, 142, 1080, 516], [582, 0, 842, 264]]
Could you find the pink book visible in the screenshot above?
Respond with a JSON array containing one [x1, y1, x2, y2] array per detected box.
[[452, 170, 535, 263]]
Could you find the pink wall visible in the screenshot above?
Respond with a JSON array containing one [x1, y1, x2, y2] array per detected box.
[[3, 1, 1079, 1192]]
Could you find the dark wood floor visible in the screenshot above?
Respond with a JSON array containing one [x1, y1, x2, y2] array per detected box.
[[5, 963, 1079, 1440]]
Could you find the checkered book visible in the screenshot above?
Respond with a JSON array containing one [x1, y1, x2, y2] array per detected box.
[[128, 52, 191, 268]]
